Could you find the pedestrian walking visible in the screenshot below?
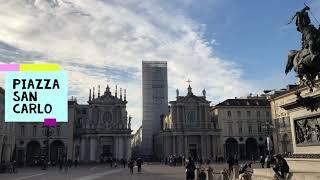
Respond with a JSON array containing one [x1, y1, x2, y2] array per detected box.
[[226, 155, 235, 171], [260, 156, 265, 168], [195, 167, 200, 180], [122, 159, 126, 168], [128, 159, 134, 174], [59, 159, 63, 170], [198, 168, 206, 180], [265, 155, 271, 168], [207, 166, 214, 180], [137, 158, 142, 173], [186, 157, 196, 180]]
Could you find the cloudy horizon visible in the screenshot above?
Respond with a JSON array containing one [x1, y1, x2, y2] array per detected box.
[[0, 0, 314, 131]]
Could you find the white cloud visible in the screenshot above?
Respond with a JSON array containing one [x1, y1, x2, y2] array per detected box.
[[0, 0, 254, 131]]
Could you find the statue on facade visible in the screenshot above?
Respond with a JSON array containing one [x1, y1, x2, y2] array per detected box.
[[202, 88, 206, 97], [128, 116, 132, 129], [285, 5, 320, 91]]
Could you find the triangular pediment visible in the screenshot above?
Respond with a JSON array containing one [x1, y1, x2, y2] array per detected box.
[[178, 94, 208, 103]]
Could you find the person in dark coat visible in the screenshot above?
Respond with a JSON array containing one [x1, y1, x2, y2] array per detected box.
[[122, 159, 126, 168], [272, 154, 289, 179], [59, 158, 63, 170], [226, 155, 235, 171], [128, 159, 134, 174], [260, 156, 265, 168], [186, 158, 196, 180], [136, 158, 143, 173]]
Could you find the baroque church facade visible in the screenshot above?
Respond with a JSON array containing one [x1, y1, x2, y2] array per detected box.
[[74, 85, 132, 162], [159, 85, 221, 160], [10, 84, 132, 165]]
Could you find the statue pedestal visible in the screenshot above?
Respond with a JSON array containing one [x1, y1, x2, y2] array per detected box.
[[286, 158, 320, 173]]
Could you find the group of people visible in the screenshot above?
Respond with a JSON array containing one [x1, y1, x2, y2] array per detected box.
[[127, 158, 143, 174], [184, 154, 290, 180], [0, 160, 17, 173], [58, 158, 76, 171], [164, 155, 184, 166]]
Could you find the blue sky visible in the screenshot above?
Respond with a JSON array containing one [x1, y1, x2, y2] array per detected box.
[[183, 0, 315, 86], [0, 0, 319, 130]]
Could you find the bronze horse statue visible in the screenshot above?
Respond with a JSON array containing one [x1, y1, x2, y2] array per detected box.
[[285, 5, 320, 91]]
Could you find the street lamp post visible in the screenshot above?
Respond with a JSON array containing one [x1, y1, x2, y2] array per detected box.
[[42, 125, 54, 170], [262, 120, 274, 156]]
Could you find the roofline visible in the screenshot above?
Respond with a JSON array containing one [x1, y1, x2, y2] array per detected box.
[[268, 85, 309, 101]]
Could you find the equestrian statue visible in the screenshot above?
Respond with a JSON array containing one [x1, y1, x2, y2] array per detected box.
[[285, 5, 320, 92]]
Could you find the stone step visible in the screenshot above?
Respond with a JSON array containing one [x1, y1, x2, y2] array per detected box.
[[253, 168, 320, 180]]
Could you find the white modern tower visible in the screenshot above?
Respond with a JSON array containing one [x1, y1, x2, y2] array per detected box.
[[142, 61, 168, 156]]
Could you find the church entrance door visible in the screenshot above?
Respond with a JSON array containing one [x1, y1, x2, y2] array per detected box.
[[188, 144, 197, 160], [102, 145, 112, 157]]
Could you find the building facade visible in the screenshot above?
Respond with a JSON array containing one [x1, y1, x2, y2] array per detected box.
[[159, 85, 220, 160], [211, 96, 271, 159], [0, 87, 15, 163], [3, 83, 132, 165], [14, 98, 75, 165], [268, 85, 297, 154], [74, 85, 132, 162], [142, 61, 168, 156], [131, 126, 142, 158]]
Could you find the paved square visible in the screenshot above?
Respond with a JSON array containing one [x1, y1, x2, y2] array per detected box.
[[0, 162, 264, 180]]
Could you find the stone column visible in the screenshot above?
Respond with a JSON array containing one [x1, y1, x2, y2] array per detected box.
[[172, 136, 176, 155], [113, 137, 118, 159], [205, 106, 208, 128], [201, 136, 205, 159], [80, 137, 86, 161], [184, 136, 188, 157], [126, 136, 131, 160], [90, 137, 97, 162], [211, 135, 215, 158], [118, 137, 124, 159], [178, 136, 183, 156], [203, 106, 207, 128], [206, 135, 210, 158]]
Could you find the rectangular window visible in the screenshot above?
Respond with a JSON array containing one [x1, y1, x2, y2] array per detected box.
[[249, 125, 252, 134], [227, 111, 232, 118], [257, 111, 260, 118], [239, 125, 242, 134], [266, 111, 270, 117], [33, 125, 37, 136], [56, 126, 61, 136], [21, 125, 25, 136], [258, 124, 262, 132], [247, 111, 251, 117], [229, 124, 233, 134], [237, 111, 241, 117]]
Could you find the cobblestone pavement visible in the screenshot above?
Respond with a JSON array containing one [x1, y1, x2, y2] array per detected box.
[[0, 162, 262, 180]]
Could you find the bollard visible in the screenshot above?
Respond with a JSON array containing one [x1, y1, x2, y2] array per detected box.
[[233, 165, 240, 180]]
